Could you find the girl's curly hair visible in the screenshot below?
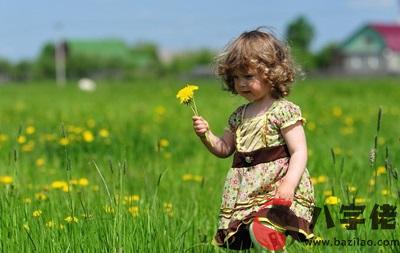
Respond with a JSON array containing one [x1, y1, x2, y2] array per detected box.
[[215, 28, 299, 99]]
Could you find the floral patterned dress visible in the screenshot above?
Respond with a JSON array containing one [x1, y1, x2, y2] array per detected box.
[[213, 99, 315, 250]]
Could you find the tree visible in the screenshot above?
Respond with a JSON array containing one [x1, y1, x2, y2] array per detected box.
[[285, 16, 315, 51], [315, 43, 339, 69], [285, 16, 316, 71]]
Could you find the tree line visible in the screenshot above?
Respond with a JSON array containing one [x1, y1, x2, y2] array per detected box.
[[0, 16, 337, 82]]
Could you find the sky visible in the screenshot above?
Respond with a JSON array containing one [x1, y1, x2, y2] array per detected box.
[[0, 0, 399, 62]]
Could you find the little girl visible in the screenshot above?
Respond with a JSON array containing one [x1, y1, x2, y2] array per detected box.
[[192, 29, 315, 251]]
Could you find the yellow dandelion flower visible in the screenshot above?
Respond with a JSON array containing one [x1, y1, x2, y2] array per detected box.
[[0, 134, 9, 142], [32, 210, 42, 217], [104, 205, 114, 214], [176, 84, 199, 104], [376, 166, 386, 176], [35, 192, 48, 201], [35, 158, 45, 168], [62, 185, 70, 192], [369, 179, 375, 186], [128, 206, 139, 217], [159, 138, 169, 148], [381, 189, 389, 196], [317, 175, 328, 184], [17, 135, 26, 144], [154, 106, 166, 116], [348, 186, 357, 193], [99, 129, 109, 138], [0, 176, 13, 185], [332, 106, 343, 117], [51, 180, 68, 190], [124, 195, 140, 204], [64, 216, 78, 223], [82, 130, 94, 143], [344, 116, 354, 126], [310, 177, 317, 185], [306, 122, 316, 131], [21, 141, 35, 152], [182, 174, 193, 181], [163, 202, 173, 217], [46, 220, 56, 228], [333, 147, 342, 155], [78, 178, 89, 186], [26, 126, 36, 135], [325, 196, 340, 205], [59, 137, 69, 146], [355, 198, 366, 204], [194, 175, 203, 182], [23, 198, 32, 204]]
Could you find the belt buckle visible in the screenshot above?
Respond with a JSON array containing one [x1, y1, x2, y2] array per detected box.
[[245, 156, 253, 164]]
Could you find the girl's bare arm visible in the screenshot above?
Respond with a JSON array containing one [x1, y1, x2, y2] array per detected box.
[[192, 116, 235, 158]]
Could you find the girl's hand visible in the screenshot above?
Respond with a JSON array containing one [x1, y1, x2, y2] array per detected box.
[[274, 181, 295, 201], [192, 116, 210, 138]]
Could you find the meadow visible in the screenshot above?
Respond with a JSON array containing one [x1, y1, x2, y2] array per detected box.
[[0, 78, 399, 252]]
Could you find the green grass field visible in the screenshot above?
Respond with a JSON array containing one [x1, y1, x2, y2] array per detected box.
[[0, 78, 399, 252]]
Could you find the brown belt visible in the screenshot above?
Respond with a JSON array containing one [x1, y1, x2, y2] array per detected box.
[[232, 145, 290, 168]]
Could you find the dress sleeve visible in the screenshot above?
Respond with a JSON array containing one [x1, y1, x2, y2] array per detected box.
[[226, 105, 245, 133], [272, 101, 304, 130]]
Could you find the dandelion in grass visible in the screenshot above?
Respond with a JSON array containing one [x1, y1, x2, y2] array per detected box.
[[35, 192, 48, 201], [104, 205, 114, 214], [0, 176, 13, 185], [59, 137, 69, 146], [325, 196, 340, 205], [32, 210, 42, 218], [35, 158, 45, 168], [64, 216, 79, 224], [176, 84, 213, 145], [46, 220, 56, 228], [23, 198, 32, 204], [355, 198, 366, 204], [376, 166, 386, 176], [17, 135, 26, 144], [82, 130, 94, 143], [26, 126, 36, 135], [98, 129, 109, 138], [78, 178, 89, 186], [163, 202, 174, 217], [128, 206, 139, 217]]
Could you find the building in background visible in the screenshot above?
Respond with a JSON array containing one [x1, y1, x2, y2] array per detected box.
[[338, 23, 400, 75]]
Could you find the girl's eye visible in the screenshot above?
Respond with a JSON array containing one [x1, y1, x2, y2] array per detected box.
[[244, 75, 254, 79]]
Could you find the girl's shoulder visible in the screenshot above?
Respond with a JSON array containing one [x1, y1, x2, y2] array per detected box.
[[269, 99, 304, 129], [227, 104, 247, 131]]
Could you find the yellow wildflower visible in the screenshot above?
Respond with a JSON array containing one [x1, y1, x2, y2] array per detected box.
[[159, 138, 169, 148], [128, 206, 139, 217], [78, 178, 89, 186], [35, 158, 45, 168], [32, 210, 42, 217], [317, 175, 328, 184], [182, 174, 193, 181], [306, 122, 316, 131], [194, 175, 203, 183], [124, 195, 140, 204], [376, 166, 386, 176], [355, 198, 366, 204], [82, 130, 94, 143], [332, 106, 343, 117], [64, 216, 79, 223], [176, 84, 199, 104], [99, 129, 109, 138], [0, 134, 8, 142], [35, 192, 48, 201], [59, 137, 69, 146], [26, 126, 36, 135], [344, 116, 354, 126], [381, 189, 389, 196], [325, 196, 340, 205], [46, 220, 56, 228], [23, 198, 32, 204], [163, 202, 173, 217], [310, 177, 317, 185], [51, 180, 68, 190], [17, 135, 26, 144], [0, 176, 13, 185], [348, 186, 357, 193], [104, 205, 114, 214]]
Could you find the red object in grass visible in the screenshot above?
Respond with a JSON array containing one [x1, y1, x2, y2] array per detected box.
[[250, 198, 292, 251]]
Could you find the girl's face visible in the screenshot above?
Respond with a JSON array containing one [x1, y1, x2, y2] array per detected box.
[[233, 69, 270, 102]]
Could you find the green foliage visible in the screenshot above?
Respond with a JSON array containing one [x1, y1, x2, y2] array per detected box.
[[166, 49, 214, 75], [285, 16, 315, 52], [315, 43, 339, 69]]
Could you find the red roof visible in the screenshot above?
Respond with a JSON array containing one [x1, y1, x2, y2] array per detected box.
[[370, 23, 400, 52]]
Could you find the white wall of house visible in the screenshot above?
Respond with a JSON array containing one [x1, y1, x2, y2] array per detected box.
[[383, 49, 400, 74]]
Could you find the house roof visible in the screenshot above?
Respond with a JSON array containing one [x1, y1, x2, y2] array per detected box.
[[370, 23, 400, 52]]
